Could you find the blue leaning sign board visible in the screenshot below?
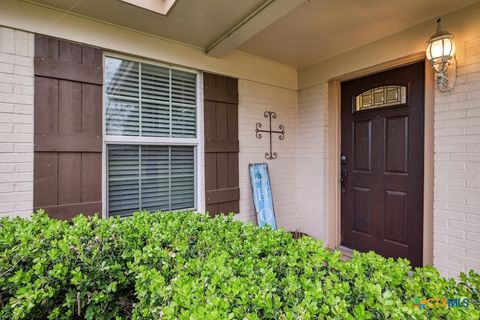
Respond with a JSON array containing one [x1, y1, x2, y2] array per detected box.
[[249, 163, 277, 229]]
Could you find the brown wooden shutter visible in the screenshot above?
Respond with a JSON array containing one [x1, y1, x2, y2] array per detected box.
[[34, 35, 103, 220], [203, 73, 240, 216]]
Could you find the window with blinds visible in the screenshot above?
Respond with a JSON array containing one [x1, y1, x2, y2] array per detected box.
[[104, 56, 198, 217]]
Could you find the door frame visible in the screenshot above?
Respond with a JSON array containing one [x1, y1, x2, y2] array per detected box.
[[326, 52, 434, 266]]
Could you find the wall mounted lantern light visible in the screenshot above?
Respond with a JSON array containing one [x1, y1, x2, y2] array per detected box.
[[426, 18, 456, 92]]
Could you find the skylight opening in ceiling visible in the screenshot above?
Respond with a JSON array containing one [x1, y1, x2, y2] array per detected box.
[[119, 0, 177, 15]]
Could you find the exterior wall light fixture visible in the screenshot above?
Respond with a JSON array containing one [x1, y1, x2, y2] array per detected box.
[[426, 18, 456, 92]]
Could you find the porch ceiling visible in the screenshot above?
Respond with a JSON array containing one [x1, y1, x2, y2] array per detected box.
[[24, 0, 477, 69], [24, 0, 269, 48], [238, 0, 477, 68]]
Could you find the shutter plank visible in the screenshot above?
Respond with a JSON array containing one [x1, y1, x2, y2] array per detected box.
[[204, 73, 238, 104], [59, 41, 82, 64], [58, 153, 82, 205], [82, 84, 103, 135], [204, 100, 216, 142], [206, 204, 218, 217], [35, 133, 101, 152], [34, 58, 103, 84], [82, 153, 102, 202], [35, 35, 59, 60], [217, 202, 231, 216], [58, 80, 82, 134], [205, 141, 239, 153], [42, 202, 101, 220], [228, 201, 240, 214], [34, 77, 58, 134], [228, 153, 239, 187], [216, 102, 228, 144], [82, 46, 102, 66], [205, 153, 217, 191], [34, 152, 58, 207], [206, 188, 240, 205], [217, 153, 229, 189], [227, 103, 238, 140]]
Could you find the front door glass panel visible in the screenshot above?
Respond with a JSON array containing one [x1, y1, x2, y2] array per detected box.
[[355, 85, 406, 111]]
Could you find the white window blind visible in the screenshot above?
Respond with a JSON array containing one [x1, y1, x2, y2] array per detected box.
[[104, 55, 198, 217], [107, 145, 195, 217], [105, 57, 197, 138]]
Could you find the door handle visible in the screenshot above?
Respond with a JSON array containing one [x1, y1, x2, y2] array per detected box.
[[341, 167, 348, 181], [340, 167, 348, 193]]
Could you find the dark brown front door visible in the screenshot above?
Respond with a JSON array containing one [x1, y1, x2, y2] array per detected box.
[[341, 61, 424, 267]]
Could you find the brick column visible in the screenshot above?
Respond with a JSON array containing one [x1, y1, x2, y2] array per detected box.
[[432, 36, 480, 277], [0, 27, 34, 218]]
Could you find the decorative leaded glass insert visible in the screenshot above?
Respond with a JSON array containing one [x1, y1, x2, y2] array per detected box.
[[355, 85, 407, 111]]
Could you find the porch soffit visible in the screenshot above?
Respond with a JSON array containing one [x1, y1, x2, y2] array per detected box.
[[239, 0, 477, 68], [21, 0, 478, 70], [23, 0, 302, 53]]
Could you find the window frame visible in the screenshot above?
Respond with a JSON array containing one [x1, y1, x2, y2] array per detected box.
[[101, 52, 204, 217]]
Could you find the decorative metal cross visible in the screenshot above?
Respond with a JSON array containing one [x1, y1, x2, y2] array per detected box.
[[255, 111, 285, 160]]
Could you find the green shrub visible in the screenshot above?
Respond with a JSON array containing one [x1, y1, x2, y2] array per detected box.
[[0, 211, 478, 319]]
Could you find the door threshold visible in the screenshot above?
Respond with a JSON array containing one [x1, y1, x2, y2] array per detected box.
[[336, 245, 354, 260]]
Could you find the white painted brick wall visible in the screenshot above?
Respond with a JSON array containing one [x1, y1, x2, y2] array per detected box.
[[237, 80, 298, 231], [297, 83, 328, 240], [433, 36, 480, 278], [0, 27, 34, 218]]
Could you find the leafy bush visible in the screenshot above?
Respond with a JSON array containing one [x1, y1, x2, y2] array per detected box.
[[0, 211, 478, 319]]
